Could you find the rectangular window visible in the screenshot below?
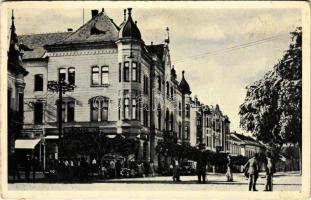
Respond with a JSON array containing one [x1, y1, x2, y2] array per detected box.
[[170, 87, 174, 99], [166, 82, 169, 97], [124, 62, 130, 82], [186, 104, 190, 118], [119, 63, 122, 82], [132, 62, 137, 81], [144, 76, 149, 95], [132, 98, 137, 119], [143, 108, 149, 127], [68, 68, 75, 85], [61, 102, 66, 122], [118, 99, 121, 120], [124, 98, 130, 119], [59, 68, 66, 82], [158, 76, 162, 91], [18, 93, 24, 122], [91, 66, 99, 85], [34, 74, 43, 91], [34, 102, 43, 124], [185, 126, 189, 139], [101, 66, 109, 84], [67, 101, 75, 122], [179, 102, 182, 116], [138, 63, 141, 83]]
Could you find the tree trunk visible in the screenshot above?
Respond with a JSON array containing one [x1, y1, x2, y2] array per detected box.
[[298, 142, 302, 175]]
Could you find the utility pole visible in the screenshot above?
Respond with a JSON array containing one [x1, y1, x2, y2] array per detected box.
[[47, 79, 74, 160]]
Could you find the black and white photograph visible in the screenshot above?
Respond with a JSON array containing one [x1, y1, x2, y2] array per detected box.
[[1, 1, 310, 200]]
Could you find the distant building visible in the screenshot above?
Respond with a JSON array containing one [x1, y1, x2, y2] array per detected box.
[[229, 132, 265, 158]]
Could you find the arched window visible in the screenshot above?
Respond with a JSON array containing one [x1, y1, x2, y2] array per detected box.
[[90, 96, 109, 121]]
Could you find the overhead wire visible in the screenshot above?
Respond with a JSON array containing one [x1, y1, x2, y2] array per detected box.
[[173, 33, 289, 64]]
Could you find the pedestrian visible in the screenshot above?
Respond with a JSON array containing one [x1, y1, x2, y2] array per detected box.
[[32, 156, 38, 182], [115, 160, 121, 178], [150, 162, 155, 177], [264, 152, 276, 191], [12, 153, 20, 182], [109, 160, 116, 178], [243, 153, 260, 191], [226, 155, 233, 182], [172, 158, 180, 182], [197, 156, 207, 184], [25, 154, 31, 182]]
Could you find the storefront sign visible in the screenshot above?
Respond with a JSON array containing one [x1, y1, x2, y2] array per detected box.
[[63, 127, 99, 134]]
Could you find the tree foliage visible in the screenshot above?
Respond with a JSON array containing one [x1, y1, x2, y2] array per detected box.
[[239, 27, 302, 149]]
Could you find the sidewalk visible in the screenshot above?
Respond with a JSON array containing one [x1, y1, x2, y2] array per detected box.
[[8, 171, 302, 184]]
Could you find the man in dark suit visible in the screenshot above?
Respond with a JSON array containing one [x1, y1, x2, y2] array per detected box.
[[197, 157, 207, 184], [264, 152, 276, 191], [244, 153, 260, 191]]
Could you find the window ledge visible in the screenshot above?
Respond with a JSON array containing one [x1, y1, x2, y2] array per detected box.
[[90, 84, 110, 87]]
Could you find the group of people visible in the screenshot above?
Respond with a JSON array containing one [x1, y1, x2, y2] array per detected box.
[[11, 153, 38, 183], [170, 158, 207, 184], [243, 152, 276, 191], [170, 151, 276, 190]]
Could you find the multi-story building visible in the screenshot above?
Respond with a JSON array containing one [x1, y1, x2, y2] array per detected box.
[[19, 8, 196, 170], [18, 8, 231, 171]]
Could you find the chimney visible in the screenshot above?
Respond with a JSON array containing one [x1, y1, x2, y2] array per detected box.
[[91, 9, 99, 18], [135, 20, 137, 25], [127, 8, 132, 16], [102, 8, 105, 13], [67, 28, 73, 32], [151, 42, 153, 46], [123, 9, 126, 21]]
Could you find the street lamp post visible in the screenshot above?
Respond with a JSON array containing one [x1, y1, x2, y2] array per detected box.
[[47, 80, 74, 160]]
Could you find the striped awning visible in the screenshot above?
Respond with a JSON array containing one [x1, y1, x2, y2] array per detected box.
[[15, 139, 41, 149]]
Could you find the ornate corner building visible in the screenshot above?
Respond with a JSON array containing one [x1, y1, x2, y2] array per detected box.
[[14, 8, 231, 170]]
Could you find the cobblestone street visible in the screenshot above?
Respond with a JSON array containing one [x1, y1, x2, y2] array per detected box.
[[8, 172, 301, 191]]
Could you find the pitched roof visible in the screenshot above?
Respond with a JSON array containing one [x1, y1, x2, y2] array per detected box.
[[146, 44, 165, 61], [18, 32, 72, 59], [57, 11, 119, 45], [231, 132, 264, 147]]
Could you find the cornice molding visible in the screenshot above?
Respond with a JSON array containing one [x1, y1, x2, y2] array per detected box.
[[46, 48, 117, 57]]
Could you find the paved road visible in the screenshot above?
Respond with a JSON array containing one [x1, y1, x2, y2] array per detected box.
[[8, 172, 301, 191]]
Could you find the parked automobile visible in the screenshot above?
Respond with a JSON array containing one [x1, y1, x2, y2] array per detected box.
[[180, 161, 196, 175]]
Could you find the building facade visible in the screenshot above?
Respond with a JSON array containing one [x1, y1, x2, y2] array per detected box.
[[18, 8, 231, 170], [7, 11, 29, 156], [229, 132, 265, 158]]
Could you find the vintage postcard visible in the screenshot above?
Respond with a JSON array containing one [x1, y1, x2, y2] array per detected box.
[[0, 1, 310, 200]]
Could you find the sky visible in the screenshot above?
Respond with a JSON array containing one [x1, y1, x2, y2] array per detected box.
[[9, 6, 302, 133]]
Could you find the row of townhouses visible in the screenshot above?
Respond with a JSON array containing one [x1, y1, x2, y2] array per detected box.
[[8, 8, 231, 171]]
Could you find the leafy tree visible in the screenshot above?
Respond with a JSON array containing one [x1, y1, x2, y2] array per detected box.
[[239, 27, 302, 169]]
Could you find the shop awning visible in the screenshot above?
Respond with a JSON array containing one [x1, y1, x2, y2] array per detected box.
[[45, 135, 59, 139], [15, 139, 41, 149]]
